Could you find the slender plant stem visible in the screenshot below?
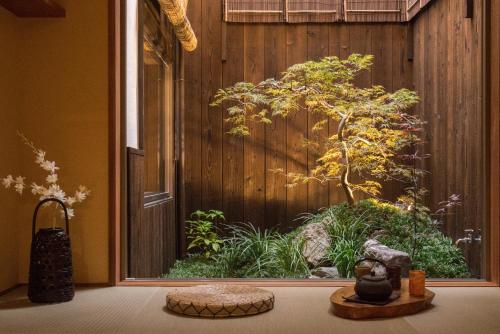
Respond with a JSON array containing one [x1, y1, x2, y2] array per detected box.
[[411, 141, 418, 260]]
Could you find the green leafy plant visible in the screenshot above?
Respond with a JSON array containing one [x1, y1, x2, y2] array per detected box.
[[212, 54, 423, 206], [186, 210, 225, 259]]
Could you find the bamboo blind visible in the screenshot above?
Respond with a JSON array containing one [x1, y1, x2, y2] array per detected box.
[[223, 0, 416, 23], [286, 0, 342, 23], [224, 0, 284, 23], [344, 0, 405, 22]]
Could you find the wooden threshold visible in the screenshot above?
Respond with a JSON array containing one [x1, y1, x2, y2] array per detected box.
[[117, 279, 499, 288]]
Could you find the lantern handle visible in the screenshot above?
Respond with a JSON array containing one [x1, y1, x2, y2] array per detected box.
[[32, 197, 70, 239]]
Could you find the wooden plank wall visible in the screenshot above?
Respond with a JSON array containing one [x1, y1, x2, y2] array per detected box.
[[412, 0, 485, 276], [183, 0, 412, 231]]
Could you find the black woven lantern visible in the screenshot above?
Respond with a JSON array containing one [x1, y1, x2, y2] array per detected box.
[[28, 198, 74, 303]]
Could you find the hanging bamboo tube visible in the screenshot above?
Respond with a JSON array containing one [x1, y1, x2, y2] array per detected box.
[[159, 0, 197, 52]]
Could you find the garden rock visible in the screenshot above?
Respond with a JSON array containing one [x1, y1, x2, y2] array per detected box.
[[308, 275, 321, 279], [363, 239, 411, 276], [310, 267, 339, 279], [296, 222, 331, 267]]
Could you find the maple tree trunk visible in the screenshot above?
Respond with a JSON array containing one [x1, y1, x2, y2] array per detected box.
[[338, 114, 355, 207]]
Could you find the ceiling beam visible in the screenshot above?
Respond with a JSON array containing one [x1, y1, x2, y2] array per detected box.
[[0, 0, 65, 18]]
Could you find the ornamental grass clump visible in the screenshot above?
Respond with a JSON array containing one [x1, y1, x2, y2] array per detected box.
[[2, 132, 90, 220], [223, 224, 309, 278], [212, 54, 423, 206]]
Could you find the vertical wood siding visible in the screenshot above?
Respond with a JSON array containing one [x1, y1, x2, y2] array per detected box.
[[412, 0, 485, 276], [183, 0, 484, 267], [183, 1, 413, 231]]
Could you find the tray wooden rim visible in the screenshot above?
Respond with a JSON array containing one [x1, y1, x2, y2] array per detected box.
[[330, 280, 435, 319]]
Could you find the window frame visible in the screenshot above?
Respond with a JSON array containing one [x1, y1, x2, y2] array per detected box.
[[139, 0, 175, 200], [109, 0, 500, 287]]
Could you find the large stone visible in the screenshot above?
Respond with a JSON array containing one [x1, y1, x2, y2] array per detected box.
[[310, 267, 339, 279], [295, 222, 331, 267], [363, 239, 411, 277]]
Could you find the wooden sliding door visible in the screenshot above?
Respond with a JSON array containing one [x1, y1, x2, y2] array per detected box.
[[127, 0, 177, 278]]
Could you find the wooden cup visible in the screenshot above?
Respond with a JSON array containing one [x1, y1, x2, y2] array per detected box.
[[409, 270, 426, 296]]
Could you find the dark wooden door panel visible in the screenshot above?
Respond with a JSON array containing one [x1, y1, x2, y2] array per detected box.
[[127, 148, 145, 277], [128, 148, 177, 278], [143, 197, 176, 276]]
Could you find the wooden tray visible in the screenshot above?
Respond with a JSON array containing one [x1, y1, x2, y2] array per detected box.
[[330, 280, 434, 319], [166, 285, 274, 318]]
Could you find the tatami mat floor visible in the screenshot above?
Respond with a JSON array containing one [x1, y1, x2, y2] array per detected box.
[[1, 286, 500, 334]]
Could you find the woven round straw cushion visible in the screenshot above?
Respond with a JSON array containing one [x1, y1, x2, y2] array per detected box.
[[166, 285, 274, 318]]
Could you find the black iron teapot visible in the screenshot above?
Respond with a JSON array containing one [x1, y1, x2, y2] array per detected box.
[[354, 258, 393, 302]]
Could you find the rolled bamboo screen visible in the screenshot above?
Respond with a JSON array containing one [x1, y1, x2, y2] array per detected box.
[[344, 0, 405, 22], [159, 0, 197, 52]]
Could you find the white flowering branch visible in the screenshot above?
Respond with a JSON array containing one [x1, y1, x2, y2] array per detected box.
[[2, 132, 90, 220]]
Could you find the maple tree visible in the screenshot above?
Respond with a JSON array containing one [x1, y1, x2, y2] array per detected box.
[[212, 54, 423, 206]]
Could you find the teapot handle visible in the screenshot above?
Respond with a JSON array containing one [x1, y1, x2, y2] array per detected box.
[[354, 257, 387, 269]]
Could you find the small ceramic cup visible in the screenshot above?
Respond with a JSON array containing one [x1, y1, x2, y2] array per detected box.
[[409, 269, 426, 296]]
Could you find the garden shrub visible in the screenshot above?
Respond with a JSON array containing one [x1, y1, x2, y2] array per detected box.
[[165, 223, 310, 279], [164, 200, 469, 279], [185, 210, 224, 259], [304, 199, 470, 278]]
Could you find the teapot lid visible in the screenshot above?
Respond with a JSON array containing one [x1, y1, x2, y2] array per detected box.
[[361, 272, 387, 282]]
